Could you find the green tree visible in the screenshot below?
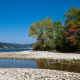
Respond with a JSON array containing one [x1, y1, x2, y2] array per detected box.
[[53, 21, 64, 51], [28, 18, 55, 51], [63, 7, 80, 26]]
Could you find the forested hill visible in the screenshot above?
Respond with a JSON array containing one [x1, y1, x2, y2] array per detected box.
[[0, 42, 33, 48]]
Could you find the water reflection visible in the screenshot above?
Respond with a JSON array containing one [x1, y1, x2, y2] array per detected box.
[[0, 59, 80, 73], [36, 61, 48, 69], [35, 60, 80, 73]]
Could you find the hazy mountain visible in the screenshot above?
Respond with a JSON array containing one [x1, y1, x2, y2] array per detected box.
[[0, 42, 33, 48]]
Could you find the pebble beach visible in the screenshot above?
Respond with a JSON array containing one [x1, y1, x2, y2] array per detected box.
[[0, 68, 80, 80], [0, 51, 80, 60], [0, 51, 80, 80]]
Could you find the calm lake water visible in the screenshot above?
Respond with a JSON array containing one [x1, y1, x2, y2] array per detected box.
[[0, 48, 32, 52], [0, 59, 80, 73]]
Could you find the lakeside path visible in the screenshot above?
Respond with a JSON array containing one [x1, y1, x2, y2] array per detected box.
[[0, 51, 80, 80]]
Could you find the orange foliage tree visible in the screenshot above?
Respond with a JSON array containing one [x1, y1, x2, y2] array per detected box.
[[64, 7, 80, 52]]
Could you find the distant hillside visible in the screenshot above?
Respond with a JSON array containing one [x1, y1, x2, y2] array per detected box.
[[0, 42, 33, 48], [0, 42, 15, 48], [9, 43, 33, 48]]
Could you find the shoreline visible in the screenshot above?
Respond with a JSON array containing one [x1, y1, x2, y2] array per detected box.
[[0, 68, 80, 80], [0, 51, 80, 63], [0, 51, 80, 80]]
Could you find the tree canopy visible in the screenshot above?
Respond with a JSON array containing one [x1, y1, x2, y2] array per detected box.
[[63, 7, 80, 52], [28, 7, 80, 52]]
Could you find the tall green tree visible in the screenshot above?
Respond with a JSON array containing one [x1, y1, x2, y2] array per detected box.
[[28, 18, 55, 51], [53, 21, 64, 51]]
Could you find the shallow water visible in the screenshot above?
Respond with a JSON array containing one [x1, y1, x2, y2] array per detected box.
[[35, 60, 80, 73], [0, 59, 80, 73], [0, 59, 36, 68]]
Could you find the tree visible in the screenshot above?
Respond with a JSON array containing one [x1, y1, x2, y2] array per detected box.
[[63, 7, 80, 26], [53, 21, 64, 51], [63, 7, 80, 52], [28, 18, 55, 51]]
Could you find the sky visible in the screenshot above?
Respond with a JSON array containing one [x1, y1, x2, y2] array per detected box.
[[0, 0, 80, 44]]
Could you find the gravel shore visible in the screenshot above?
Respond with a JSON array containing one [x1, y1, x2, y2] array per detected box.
[[0, 51, 80, 61], [0, 68, 80, 80], [0, 51, 80, 80]]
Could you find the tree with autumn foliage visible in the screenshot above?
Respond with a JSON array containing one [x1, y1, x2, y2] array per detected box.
[[63, 7, 80, 52], [28, 7, 80, 52]]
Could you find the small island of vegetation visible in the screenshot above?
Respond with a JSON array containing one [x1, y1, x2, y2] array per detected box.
[[29, 7, 80, 53]]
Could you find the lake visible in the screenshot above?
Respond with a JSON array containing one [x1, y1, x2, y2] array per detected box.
[[0, 59, 80, 73], [0, 48, 32, 52]]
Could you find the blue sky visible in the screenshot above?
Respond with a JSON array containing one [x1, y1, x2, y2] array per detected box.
[[0, 0, 80, 44]]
